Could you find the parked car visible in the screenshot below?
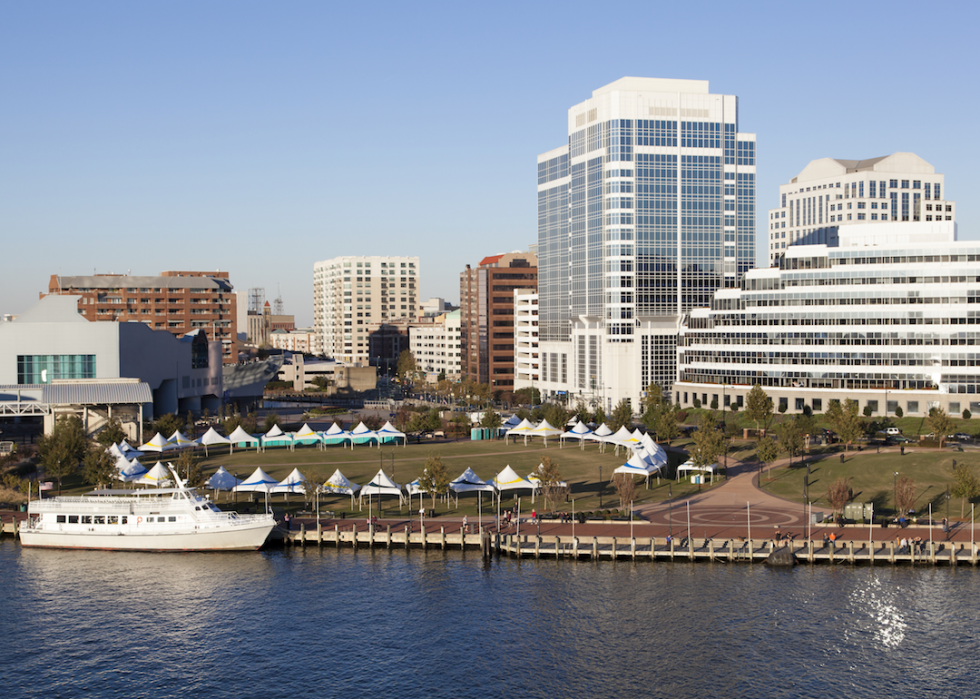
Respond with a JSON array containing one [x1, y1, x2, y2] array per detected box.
[[954, 433, 972, 441], [886, 427, 901, 435]]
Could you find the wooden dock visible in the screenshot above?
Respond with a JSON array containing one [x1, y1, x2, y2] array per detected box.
[[282, 523, 980, 567]]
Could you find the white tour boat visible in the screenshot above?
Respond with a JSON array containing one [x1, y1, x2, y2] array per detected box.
[[20, 465, 276, 551]]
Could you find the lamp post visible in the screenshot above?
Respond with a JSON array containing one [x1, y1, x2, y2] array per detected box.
[[894, 471, 899, 517], [668, 485, 673, 539], [598, 463, 603, 508]]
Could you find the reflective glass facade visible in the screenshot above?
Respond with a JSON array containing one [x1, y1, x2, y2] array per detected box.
[[537, 80, 755, 345], [17, 355, 96, 384]]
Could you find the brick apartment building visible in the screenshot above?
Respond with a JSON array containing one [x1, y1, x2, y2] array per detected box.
[[460, 252, 537, 395], [46, 271, 239, 363]]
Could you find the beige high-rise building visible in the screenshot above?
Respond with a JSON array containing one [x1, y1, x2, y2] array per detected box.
[[313, 256, 419, 365]]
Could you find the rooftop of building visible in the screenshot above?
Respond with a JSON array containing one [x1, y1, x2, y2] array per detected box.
[[791, 153, 936, 184], [592, 77, 710, 97], [50, 273, 234, 292]]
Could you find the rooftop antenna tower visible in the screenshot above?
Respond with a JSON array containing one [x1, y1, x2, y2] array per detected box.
[[273, 283, 284, 315], [248, 287, 265, 314]]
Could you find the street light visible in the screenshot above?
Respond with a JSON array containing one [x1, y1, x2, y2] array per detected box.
[[598, 463, 603, 508], [894, 471, 899, 517], [668, 485, 673, 539]]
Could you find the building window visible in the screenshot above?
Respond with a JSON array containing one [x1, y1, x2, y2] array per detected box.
[[17, 355, 96, 384]]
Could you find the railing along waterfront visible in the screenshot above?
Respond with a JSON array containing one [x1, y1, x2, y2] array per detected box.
[[280, 523, 980, 567]]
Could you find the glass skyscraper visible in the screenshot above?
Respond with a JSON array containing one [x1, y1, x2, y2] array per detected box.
[[534, 77, 755, 409]]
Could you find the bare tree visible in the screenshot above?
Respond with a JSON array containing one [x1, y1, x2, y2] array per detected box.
[[612, 473, 637, 514], [826, 477, 851, 519], [537, 456, 566, 512], [951, 464, 980, 517], [896, 476, 916, 516]]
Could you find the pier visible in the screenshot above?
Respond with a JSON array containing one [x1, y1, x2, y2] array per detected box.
[[280, 519, 980, 566]]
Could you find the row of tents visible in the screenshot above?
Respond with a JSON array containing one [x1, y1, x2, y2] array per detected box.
[[123, 421, 410, 458]]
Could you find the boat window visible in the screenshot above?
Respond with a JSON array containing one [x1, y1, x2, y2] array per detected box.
[[94, 516, 105, 525], [81, 516, 92, 524], [168, 516, 176, 522], [68, 515, 79, 524], [56, 515, 66, 523], [108, 516, 118, 525], [121, 516, 128, 524]]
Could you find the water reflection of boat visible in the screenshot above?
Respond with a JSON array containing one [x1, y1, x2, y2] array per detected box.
[[20, 465, 275, 551]]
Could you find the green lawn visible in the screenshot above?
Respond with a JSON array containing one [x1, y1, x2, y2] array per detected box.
[[759, 448, 980, 520], [186, 437, 717, 518]]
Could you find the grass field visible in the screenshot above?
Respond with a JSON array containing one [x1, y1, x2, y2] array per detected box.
[[759, 447, 980, 521], [188, 437, 717, 517]]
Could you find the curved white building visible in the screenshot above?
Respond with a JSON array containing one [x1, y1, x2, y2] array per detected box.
[[675, 222, 980, 418]]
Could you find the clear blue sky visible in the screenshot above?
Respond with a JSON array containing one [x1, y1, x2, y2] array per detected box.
[[3, 1, 977, 327]]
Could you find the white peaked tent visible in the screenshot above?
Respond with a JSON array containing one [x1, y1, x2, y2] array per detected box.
[[490, 464, 538, 504], [205, 466, 241, 491], [262, 424, 293, 450], [271, 468, 307, 499], [359, 469, 404, 507], [350, 422, 378, 446], [376, 421, 407, 446], [677, 460, 718, 483], [527, 463, 568, 490], [609, 425, 640, 448], [614, 450, 662, 488], [322, 422, 351, 447], [233, 467, 279, 492], [136, 461, 172, 487], [560, 420, 594, 449], [118, 440, 141, 455], [108, 443, 125, 460], [528, 419, 562, 446], [228, 426, 260, 452], [200, 426, 232, 456], [168, 430, 200, 449], [587, 423, 615, 451], [505, 418, 535, 445], [450, 468, 494, 494], [139, 432, 175, 453], [292, 423, 321, 448], [502, 414, 522, 429], [116, 457, 147, 483], [324, 469, 360, 507]]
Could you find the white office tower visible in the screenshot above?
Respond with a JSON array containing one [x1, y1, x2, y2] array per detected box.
[[675, 221, 979, 418], [536, 77, 755, 411], [513, 289, 540, 390], [409, 310, 461, 381], [313, 256, 419, 365], [767, 153, 956, 264]]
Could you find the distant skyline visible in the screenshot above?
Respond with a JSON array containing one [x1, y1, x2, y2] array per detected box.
[[3, 1, 977, 328]]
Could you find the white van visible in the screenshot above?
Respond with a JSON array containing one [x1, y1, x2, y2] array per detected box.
[[886, 427, 901, 435]]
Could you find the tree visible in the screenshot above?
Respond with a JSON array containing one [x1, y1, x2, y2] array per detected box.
[[643, 400, 679, 445], [151, 412, 183, 439], [692, 397, 701, 409], [185, 410, 196, 437], [96, 418, 127, 448], [643, 383, 663, 411], [827, 477, 852, 519], [710, 398, 719, 411], [608, 399, 634, 432], [776, 418, 805, 468], [827, 398, 863, 451], [592, 404, 606, 427], [863, 404, 874, 418], [406, 412, 429, 434], [175, 451, 204, 488], [689, 413, 725, 468], [757, 436, 779, 481], [263, 412, 281, 433], [612, 473, 637, 514], [479, 407, 502, 433], [396, 349, 417, 381], [38, 416, 88, 494], [895, 406, 904, 419], [417, 455, 450, 509], [537, 456, 566, 512], [964, 409, 972, 421], [896, 476, 916, 516], [425, 408, 443, 431], [83, 446, 116, 489], [513, 387, 541, 405], [450, 414, 469, 441], [951, 463, 980, 517], [927, 406, 954, 450], [543, 403, 569, 431]]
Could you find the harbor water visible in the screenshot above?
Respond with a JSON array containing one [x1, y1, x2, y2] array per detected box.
[[1, 540, 977, 698]]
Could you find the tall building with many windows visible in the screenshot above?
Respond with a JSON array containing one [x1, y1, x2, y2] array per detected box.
[[767, 153, 956, 264], [536, 77, 755, 410], [313, 256, 419, 365], [459, 252, 537, 392]]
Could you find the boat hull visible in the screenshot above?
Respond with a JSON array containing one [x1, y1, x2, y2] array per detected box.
[[19, 519, 275, 552]]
